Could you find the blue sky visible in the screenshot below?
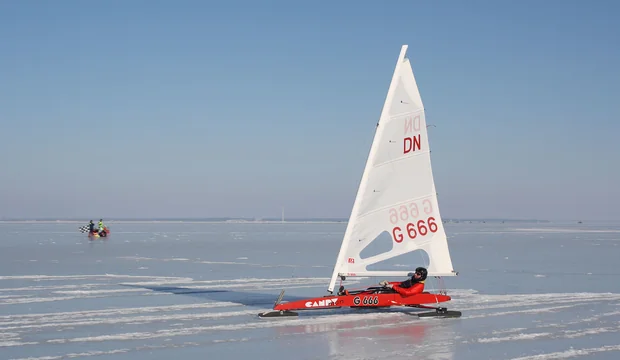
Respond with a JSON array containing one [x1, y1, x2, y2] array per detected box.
[[1, 0, 618, 220]]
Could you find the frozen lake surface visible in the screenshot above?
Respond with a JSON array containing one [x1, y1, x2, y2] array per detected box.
[[1, 221, 619, 359]]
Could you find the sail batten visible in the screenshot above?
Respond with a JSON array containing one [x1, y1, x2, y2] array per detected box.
[[371, 150, 431, 169]]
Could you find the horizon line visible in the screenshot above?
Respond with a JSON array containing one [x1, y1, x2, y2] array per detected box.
[[0, 216, 571, 223]]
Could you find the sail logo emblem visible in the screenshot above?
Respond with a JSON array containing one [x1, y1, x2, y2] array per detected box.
[[348, 258, 355, 263], [305, 298, 339, 308]]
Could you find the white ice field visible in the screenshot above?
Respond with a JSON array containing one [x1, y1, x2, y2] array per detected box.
[[1, 220, 619, 360]]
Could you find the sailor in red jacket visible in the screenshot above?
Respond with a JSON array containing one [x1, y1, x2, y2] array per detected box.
[[379, 267, 428, 297]]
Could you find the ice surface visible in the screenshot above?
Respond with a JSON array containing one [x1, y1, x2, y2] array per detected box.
[[0, 221, 619, 359]]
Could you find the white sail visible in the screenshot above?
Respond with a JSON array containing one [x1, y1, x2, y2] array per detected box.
[[328, 45, 456, 293]]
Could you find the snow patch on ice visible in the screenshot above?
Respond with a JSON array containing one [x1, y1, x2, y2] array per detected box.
[[509, 344, 620, 360]]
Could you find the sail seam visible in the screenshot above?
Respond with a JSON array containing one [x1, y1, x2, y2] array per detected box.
[[373, 149, 429, 169], [388, 108, 424, 119]]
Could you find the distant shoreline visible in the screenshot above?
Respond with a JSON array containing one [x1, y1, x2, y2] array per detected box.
[[0, 220, 346, 224], [0, 218, 556, 224]]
